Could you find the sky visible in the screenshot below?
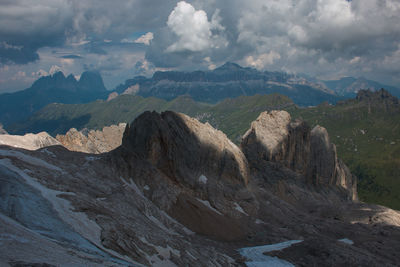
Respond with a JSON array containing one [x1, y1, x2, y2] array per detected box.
[[0, 0, 400, 93]]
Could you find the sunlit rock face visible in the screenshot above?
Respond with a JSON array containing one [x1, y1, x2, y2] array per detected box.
[[0, 132, 60, 150], [56, 123, 126, 154], [241, 110, 357, 200]]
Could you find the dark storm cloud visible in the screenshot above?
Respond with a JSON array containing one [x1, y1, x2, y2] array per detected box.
[[61, 55, 82, 59], [145, 0, 400, 85], [1, 0, 400, 91], [0, 0, 174, 65], [0, 0, 74, 64]]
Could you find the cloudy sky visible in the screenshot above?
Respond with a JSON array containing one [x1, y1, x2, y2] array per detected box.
[[0, 0, 400, 93]]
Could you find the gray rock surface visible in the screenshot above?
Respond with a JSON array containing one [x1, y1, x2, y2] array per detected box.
[[0, 110, 398, 266]]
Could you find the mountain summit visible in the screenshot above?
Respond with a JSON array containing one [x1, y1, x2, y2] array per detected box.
[[0, 71, 109, 127], [115, 62, 338, 106]]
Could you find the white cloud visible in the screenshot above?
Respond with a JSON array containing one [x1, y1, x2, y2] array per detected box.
[[244, 51, 281, 69], [121, 32, 154, 45], [134, 32, 154, 45], [166, 1, 227, 52], [32, 69, 48, 77]]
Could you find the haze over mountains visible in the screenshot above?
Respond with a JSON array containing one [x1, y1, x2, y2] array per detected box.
[[114, 62, 338, 106], [0, 71, 109, 127], [1, 62, 399, 132]]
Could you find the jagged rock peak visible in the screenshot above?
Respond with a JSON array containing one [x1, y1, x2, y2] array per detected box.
[[121, 111, 249, 186], [78, 71, 106, 91], [56, 123, 126, 154], [241, 110, 357, 200]]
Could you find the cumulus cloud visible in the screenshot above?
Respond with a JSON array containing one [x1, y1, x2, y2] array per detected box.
[[121, 32, 154, 45], [166, 1, 227, 52], [2, 0, 400, 92], [134, 32, 154, 45], [244, 51, 281, 69]]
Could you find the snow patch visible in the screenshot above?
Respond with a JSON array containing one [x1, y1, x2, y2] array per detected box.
[[238, 240, 303, 267], [144, 185, 150, 191], [338, 238, 354, 245], [198, 174, 208, 184], [0, 159, 137, 265], [234, 202, 248, 216], [0, 149, 62, 171], [196, 198, 223, 215]]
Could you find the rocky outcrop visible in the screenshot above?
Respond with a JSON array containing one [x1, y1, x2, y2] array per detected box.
[[56, 123, 126, 154], [241, 110, 311, 174], [122, 111, 249, 186], [117, 111, 252, 240], [0, 132, 60, 150], [241, 110, 357, 200]]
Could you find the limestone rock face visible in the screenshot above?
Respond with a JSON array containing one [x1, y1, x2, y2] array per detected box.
[[118, 111, 251, 240], [0, 132, 60, 150], [241, 110, 357, 200], [241, 110, 310, 174], [56, 123, 126, 154], [122, 111, 249, 186], [308, 126, 357, 200]]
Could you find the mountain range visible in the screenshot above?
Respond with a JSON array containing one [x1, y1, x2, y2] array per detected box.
[[113, 62, 339, 106], [0, 71, 109, 127], [1, 62, 399, 130], [322, 76, 400, 98]]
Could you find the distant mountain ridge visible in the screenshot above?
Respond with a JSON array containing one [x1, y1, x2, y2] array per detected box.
[[322, 77, 400, 98], [0, 71, 109, 127], [114, 62, 339, 106]]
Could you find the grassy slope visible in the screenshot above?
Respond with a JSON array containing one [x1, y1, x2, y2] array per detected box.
[[288, 101, 400, 209], [9, 94, 293, 138], [9, 92, 400, 209]]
